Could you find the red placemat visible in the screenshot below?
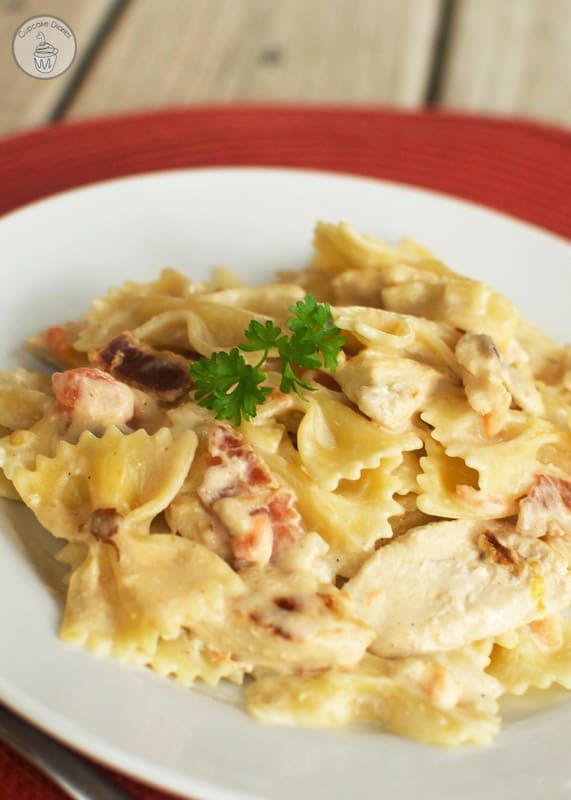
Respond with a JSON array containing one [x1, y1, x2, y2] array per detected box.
[[0, 106, 570, 800], [0, 106, 570, 238]]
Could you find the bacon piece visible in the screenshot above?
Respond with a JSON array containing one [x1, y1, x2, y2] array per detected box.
[[88, 507, 123, 540], [517, 474, 571, 538], [214, 495, 275, 565], [90, 332, 191, 402], [86, 507, 123, 559], [310, 371, 341, 392], [198, 422, 304, 566], [52, 367, 135, 430], [199, 423, 273, 505], [266, 492, 303, 555]]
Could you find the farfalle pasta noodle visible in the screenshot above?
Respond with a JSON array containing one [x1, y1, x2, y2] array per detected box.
[[185, 301, 271, 357], [246, 645, 501, 746], [0, 412, 62, 497], [59, 533, 243, 657], [201, 284, 306, 320], [0, 368, 52, 433], [417, 438, 517, 520], [421, 389, 559, 496], [488, 616, 571, 695], [73, 268, 195, 351], [253, 432, 403, 576], [12, 426, 198, 537], [132, 630, 252, 686], [3, 220, 571, 747], [296, 390, 421, 490]]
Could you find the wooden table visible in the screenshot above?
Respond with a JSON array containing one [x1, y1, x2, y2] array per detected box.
[[0, 0, 570, 138]]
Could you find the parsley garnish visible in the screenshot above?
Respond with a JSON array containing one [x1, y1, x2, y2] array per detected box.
[[190, 294, 344, 424], [191, 348, 271, 426]]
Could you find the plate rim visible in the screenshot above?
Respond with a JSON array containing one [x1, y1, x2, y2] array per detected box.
[[1, 164, 569, 248], [0, 165, 570, 800]]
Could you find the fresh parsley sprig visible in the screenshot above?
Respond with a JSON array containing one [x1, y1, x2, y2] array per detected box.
[[190, 294, 344, 425], [191, 348, 271, 426]]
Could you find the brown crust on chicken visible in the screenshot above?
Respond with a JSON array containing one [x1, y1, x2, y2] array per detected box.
[[477, 531, 520, 575], [249, 611, 294, 641]]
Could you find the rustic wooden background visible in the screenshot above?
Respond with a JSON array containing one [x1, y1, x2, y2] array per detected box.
[[1, 0, 570, 137]]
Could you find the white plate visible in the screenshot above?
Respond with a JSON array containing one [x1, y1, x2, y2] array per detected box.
[[0, 167, 570, 800]]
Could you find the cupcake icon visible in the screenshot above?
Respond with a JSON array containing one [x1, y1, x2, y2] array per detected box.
[[34, 31, 58, 74]]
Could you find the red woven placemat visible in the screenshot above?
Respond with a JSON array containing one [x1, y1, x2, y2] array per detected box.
[[0, 106, 570, 800], [1, 106, 570, 238]]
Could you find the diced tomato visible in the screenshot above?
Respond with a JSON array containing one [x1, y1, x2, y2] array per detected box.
[[52, 367, 135, 430], [44, 325, 84, 367]]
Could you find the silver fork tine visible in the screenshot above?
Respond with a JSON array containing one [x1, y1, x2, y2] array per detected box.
[[0, 703, 133, 800]]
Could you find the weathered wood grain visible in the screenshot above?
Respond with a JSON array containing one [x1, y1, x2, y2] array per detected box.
[[65, 0, 444, 119], [3, 0, 569, 137], [437, 0, 571, 126], [0, 0, 121, 136]]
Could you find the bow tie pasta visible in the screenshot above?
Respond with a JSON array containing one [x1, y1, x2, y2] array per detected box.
[[3, 220, 571, 748]]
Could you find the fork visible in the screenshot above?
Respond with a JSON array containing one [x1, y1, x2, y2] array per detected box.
[[0, 703, 132, 800]]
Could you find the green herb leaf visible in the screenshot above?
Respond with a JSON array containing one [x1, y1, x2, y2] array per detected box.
[[287, 294, 345, 370], [190, 293, 345, 424], [190, 348, 271, 426], [240, 319, 284, 353], [279, 357, 313, 397]]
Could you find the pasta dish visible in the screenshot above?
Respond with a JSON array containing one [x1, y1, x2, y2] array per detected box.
[[2, 221, 571, 746]]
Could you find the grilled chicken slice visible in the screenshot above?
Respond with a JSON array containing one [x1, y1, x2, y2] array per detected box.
[[346, 519, 571, 657], [335, 350, 441, 431], [192, 566, 374, 674]]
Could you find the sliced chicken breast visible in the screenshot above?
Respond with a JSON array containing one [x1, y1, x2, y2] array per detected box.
[[335, 350, 442, 431], [192, 566, 374, 673], [346, 519, 571, 657]]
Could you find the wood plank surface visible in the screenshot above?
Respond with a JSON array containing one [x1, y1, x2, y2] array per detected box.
[[2, 0, 569, 137], [66, 0, 444, 119], [437, 0, 571, 126], [0, 0, 121, 136]]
